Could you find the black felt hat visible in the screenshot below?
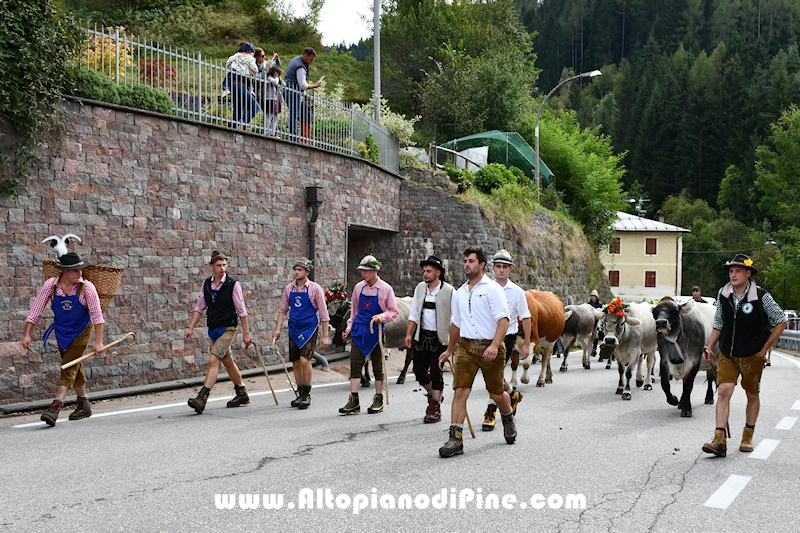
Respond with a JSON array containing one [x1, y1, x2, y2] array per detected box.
[[54, 252, 88, 270], [722, 253, 758, 275], [419, 255, 445, 274]]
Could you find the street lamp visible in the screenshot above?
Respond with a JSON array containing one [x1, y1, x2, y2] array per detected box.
[[765, 238, 786, 308], [534, 70, 602, 200]]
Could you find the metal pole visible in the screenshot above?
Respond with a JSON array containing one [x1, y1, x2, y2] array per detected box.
[[115, 27, 120, 83], [534, 70, 601, 202], [373, 0, 381, 123]]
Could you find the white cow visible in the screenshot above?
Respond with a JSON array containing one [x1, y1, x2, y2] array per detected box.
[[558, 303, 600, 372], [599, 302, 657, 400]]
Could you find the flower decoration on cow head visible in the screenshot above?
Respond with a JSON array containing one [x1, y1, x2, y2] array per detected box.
[[604, 297, 628, 318], [325, 281, 350, 303]]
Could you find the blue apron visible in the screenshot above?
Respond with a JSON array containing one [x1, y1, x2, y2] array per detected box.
[[43, 288, 91, 351], [350, 291, 383, 357], [288, 288, 319, 349]]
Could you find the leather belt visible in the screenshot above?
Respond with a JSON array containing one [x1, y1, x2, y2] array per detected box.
[[460, 337, 492, 346]]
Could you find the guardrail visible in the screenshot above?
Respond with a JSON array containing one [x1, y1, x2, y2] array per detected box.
[[76, 25, 399, 173], [776, 320, 800, 351]]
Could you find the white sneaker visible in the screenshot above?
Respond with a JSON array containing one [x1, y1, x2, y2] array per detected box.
[[220, 89, 231, 98]]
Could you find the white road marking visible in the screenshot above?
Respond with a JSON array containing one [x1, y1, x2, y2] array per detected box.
[[791, 401, 800, 411], [771, 351, 800, 369], [749, 439, 780, 460], [11, 378, 370, 428], [704, 475, 751, 509], [775, 417, 798, 430]]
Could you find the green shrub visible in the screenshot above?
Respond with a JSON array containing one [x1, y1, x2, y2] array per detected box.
[[69, 67, 120, 104], [474, 163, 518, 194], [443, 162, 473, 184], [358, 135, 381, 164], [117, 84, 174, 114]]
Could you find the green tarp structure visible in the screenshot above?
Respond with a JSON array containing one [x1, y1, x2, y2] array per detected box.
[[440, 130, 554, 187]]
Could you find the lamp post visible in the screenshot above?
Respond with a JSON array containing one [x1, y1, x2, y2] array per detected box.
[[765, 238, 786, 308], [534, 70, 602, 200]]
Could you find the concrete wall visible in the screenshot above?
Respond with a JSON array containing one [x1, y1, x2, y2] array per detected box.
[[0, 101, 608, 405]]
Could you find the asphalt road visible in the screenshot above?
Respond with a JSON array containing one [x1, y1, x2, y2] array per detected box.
[[2, 349, 800, 532]]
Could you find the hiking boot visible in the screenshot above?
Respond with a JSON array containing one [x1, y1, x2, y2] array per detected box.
[[740, 427, 755, 452], [367, 393, 384, 414], [188, 387, 211, 414], [501, 412, 517, 444], [439, 425, 464, 457], [339, 393, 360, 414], [702, 429, 727, 457], [291, 389, 303, 408], [482, 403, 498, 431], [298, 385, 311, 410], [510, 389, 523, 416], [424, 396, 441, 423], [227, 385, 250, 408], [68, 397, 92, 420], [40, 401, 62, 427]]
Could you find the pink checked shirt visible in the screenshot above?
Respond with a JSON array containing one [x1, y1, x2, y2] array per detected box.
[[278, 280, 330, 321], [193, 274, 248, 317], [346, 277, 399, 332], [26, 276, 105, 325]]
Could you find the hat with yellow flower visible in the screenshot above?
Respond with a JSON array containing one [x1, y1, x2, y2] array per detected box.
[[723, 253, 758, 275]]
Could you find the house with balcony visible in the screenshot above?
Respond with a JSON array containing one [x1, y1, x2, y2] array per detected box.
[[598, 212, 690, 303]]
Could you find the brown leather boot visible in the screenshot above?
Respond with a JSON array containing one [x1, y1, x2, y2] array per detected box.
[[68, 397, 92, 420], [188, 387, 211, 414], [740, 427, 755, 452], [702, 428, 727, 457], [40, 400, 63, 427]]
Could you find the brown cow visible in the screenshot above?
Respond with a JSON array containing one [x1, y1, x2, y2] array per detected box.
[[519, 290, 567, 387]]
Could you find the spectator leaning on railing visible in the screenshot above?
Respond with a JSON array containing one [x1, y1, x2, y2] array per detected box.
[[224, 42, 261, 130], [284, 47, 322, 141]]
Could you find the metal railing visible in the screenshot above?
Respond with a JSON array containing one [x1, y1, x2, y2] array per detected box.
[[75, 25, 399, 173]]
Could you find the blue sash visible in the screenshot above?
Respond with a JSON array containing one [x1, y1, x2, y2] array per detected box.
[[350, 291, 383, 357], [43, 286, 91, 351], [288, 288, 319, 349]]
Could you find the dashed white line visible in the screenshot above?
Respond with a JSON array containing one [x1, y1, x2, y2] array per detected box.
[[775, 417, 798, 430], [791, 400, 800, 411], [704, 475, 751, 509], [748, 439, 780, 460]]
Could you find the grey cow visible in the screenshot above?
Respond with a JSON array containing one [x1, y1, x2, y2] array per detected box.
[[652, 297, 718, 418], [559, 303, 599, 372], [599, 302, 658, 400]]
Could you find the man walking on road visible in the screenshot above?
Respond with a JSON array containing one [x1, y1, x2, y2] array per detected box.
[[438, 246, 514, 458], [22, 252, 106, 426], [481, 249, 528, 431], [405, 255, 454, 423], [184, 251, 253, 414], [340, 255, 399, 415], [273, 257, 330, 409], [702, 254, 786, 456]]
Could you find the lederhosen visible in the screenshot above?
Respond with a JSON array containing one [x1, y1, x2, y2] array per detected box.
[[413, 300, 445, 390]]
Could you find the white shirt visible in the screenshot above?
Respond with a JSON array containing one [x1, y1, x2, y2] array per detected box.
[[451, 274, 509, 340], [409, 281, 441, 332], [497, 279, 530, 335]]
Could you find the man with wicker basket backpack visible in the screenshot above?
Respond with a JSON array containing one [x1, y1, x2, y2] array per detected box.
[[22, 252, 105, 426]]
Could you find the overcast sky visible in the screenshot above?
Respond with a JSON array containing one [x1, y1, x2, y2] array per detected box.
[[285, 0, 374, 46]]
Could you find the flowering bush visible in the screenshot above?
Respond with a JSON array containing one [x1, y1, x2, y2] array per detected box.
[[604, 297, 628, 318], [81, 27, 134, 79], [325, 281, 349, 303], [139, 58, 178, 88]]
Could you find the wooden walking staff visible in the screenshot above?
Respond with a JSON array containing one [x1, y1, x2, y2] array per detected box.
[[61, 332, 137, 370], [251, 344, 279, 405], [440, 358, 475, 438], [370, 318, 388, 405], [271, 338, 297, 397]]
